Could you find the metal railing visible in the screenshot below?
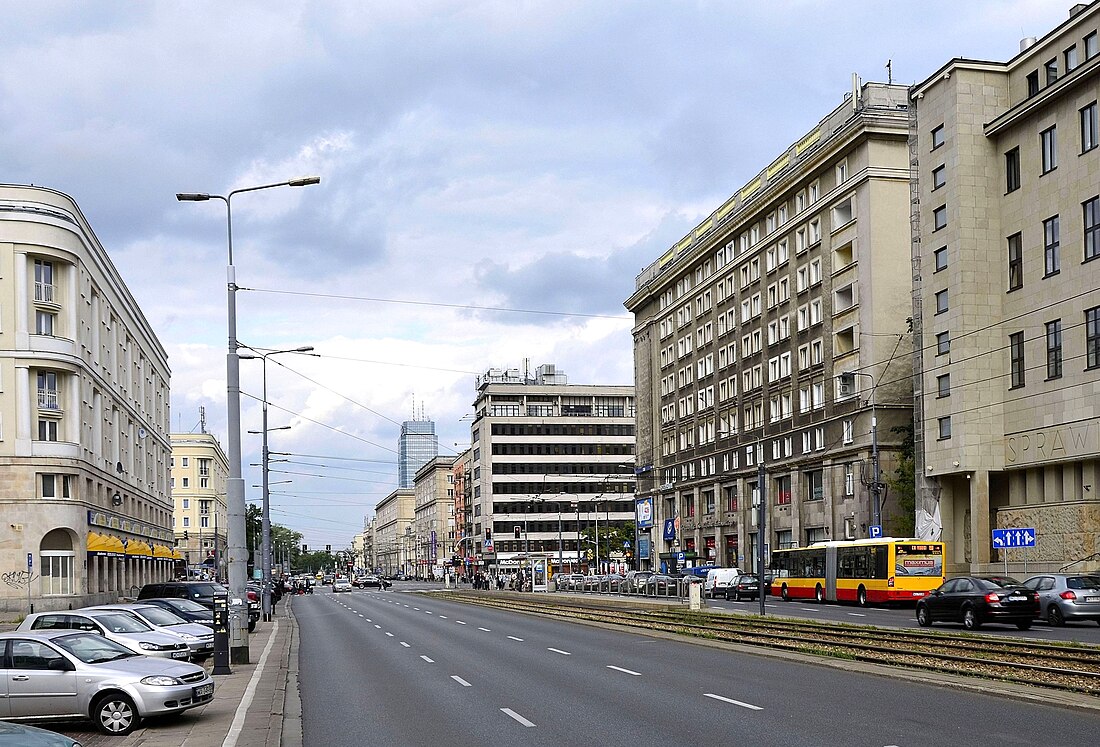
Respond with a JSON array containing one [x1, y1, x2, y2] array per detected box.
[[34, 281, 55, 303], [37, 388, 60, 410]]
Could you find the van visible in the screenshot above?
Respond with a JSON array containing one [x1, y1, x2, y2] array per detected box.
[[704, 567, 744, 599]]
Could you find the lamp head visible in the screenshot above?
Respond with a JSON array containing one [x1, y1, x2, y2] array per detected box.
[[288, 176, 321, 187], [175, 192, 211, 202]]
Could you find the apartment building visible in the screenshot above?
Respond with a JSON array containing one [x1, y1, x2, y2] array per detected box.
[[412, 455, 456, 578], [0, 185, 175, 616], [469, 365, 635, 575], [911, 2, 1100, 573], [451, 448, 474, 576], [626, 83, 914, 573], [373, 487, 414, 575], [170, 431, 229, 572]]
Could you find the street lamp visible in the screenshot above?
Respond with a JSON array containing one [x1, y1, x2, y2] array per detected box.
[[176, 175, 319, 664], [241, 345, 314, 623], [840, 371, 882, 532]]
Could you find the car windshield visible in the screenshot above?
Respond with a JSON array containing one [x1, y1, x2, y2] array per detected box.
[[89, 612, 153, 633], [977, 576, 1021, 589], [162, 599, 209, 613], [1068, 576, 1100, 590], [53, 632, 139, 663], [187, 584, 224, 597], [136, 606, 188, 626]]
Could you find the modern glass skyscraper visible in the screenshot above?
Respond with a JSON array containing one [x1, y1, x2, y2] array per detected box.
[[399, 419, 438, 488]]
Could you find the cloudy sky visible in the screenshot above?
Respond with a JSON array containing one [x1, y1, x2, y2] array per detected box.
[[1, 0, 1072, 550]]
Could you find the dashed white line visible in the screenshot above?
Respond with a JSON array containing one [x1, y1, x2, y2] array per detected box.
[[420, 655, 434, 663], [413, 607, 421, 611], [507, 636, 524, 642], [478, 627, 491, 632], [451, 675, 471, 687], [455, 621, 467, 625], [425, 611, 433, 615], [358, 614, 364, 617], [800, 607, 818, 612], [374, 624, 382, 629], [606, 665, 641, 676], [385, 632, 394, 637], [848, 613, 867, 617], [400, 642, 410, 647], [439, 615, 448, 619], [501, 708, 536, 727], [704, 693, 763, 711], [547, 648, 571, 656]]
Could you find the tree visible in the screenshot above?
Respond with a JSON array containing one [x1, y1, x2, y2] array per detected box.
[[887, 421, 916, 537], [579, 521, 636, 564]]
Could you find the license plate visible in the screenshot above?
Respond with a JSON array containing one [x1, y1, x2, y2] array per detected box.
[[193, 683, 214, 698], [171, 650, 190, 659], [1086, 596, 1100, 603], [1007, 595, 1027, 602]]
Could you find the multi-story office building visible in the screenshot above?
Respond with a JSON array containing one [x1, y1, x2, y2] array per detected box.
[[373, 487, 414, 575], [0, 185, 175, 615], [170, 431, 229, 574], [911, 2, 1100, 573], [398, 418, 438, 489], [469, 365, 635, 575], [412, 456, 456, 578], [451, 448, 474, 577], [626, 83, 914, 573]]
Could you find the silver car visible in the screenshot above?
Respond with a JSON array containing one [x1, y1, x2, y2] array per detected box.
[[1022, 573, 1100, 626], [82, 604, 215, 661], [18, 611, 191, 661], [0, 629, 213, 735]]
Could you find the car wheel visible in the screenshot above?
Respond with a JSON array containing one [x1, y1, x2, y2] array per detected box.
[[962, 606, 980, 630], [856, 586, 868, 608], [1016, 620, 1032, 631], [916, 604, 932, 627], [781, 584, 790, 602], [94, 693, 140, 736], [733, 591, 740, 601], [1047, 605, 1065, 627], [815, 584, 825, 603]]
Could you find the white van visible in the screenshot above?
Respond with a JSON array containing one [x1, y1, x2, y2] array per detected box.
[[704, 567, 744, 599]]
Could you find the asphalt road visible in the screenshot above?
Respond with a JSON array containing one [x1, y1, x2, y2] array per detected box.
[[296, 586, 1100, 746]]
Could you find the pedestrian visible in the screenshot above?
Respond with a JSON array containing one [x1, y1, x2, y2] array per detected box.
[[380, 575, 391, 591]]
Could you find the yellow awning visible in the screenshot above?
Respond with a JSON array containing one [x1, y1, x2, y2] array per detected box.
[[87, 532, 106, 553], [153, 544, 173, 559], [104, 535, 125, 555], [88, 532, 125, 556], [125, 540, 152, 557], [171, 547, 184, 561]]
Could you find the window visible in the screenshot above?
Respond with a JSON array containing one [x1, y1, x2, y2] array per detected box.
[[1085, 196, 1100, 261], [1045, 58, 1058, 86], [836, 159, 849, 184], [1066, 45, 1079, 72], [1046, 320, 1062, 379], [1044, 216, 1060, 276], [936, 331, 950, 355], [182, 498, 189, 509], [931, 164, 945, 190], [1087, 31, 1099, 60], [938, 416, 952, 440], [1082, 102, 1098, 152], [931, 124, 944, 150], [1005, 147, 1020, 192], [181, 477, 190, 488], [842, 420, 853, 445], [35, 310, 55, 336], [933, 206, 946, 231], [1007, 233, 1023, 290], [1027, 70, 1040, 97], [181, 457, 189, 467], [844, 464, 855, 496], [934, 289, 949, 314], [937, 374, 950, 398], [34, 259, 54, 302], [182, 517, 190, 528], [1009, 331, 1025, 388], [1087, 305, 1100, 369], [37, 419, 58, 442], [1041, 126, 1057, 173], [934, 246, 948, 272], [41, 474, 71, 499]]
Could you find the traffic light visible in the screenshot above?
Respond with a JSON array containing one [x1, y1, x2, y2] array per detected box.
[[485, 529, 492, 541], [514, 526, 521, 540]]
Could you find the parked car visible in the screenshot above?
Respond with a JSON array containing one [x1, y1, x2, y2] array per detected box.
[[643, 574, 677, 595], [915, 575, 1039, 630], [139, 597, 215, 627], [82, 604, 215, 661], [704, 567, 744, 599], [333, 578, 353, 593], [358, 575, 382, 589], [727, 574, 761, 601], [0, 629, 214, 735], [19, 610, 192, 660], [1021, 573, 1100, 626], [623, 570, 653, 593], [138, 581, 259, 631], [0, 721, 82, 747]]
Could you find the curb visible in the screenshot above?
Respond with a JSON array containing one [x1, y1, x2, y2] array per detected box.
[[281, 599, 303, 747]]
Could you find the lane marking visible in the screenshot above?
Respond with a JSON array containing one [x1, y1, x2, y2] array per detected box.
[[478, 627, 491, 632], [606, 665, 641, 676], [547, 647, 571, 656], [374, 624, 382, 629], [413, 607, 421, 611], [420, 655, 435, 663], [439, 615, 448, 619], [456, 621, 467, 625], [400, 642, 410, 647], [800, 608, 818, 612], [223, 619, 280, 747], [385, 632, 394, 637], [365, 619, 372, 623], [451, 675, 472, 687], [507, 636, 524, 642], [425, 611, 433, 615], [848, 613, 867, 618], [358, 614, 364, 618], [704, 693, 763, 711], [501, 708, 535, 727]]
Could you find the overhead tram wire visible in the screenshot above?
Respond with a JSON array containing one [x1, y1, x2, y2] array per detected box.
[[240, 390, 398, 454]]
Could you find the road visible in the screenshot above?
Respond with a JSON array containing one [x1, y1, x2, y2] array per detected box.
[[296, 585, 1100, 746]]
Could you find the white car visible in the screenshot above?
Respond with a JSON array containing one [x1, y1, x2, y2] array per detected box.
[[333, 578, 353, 593], [704, 567, 745, 599], [82, 604, 215, 661], [18, 610, 191, 661]]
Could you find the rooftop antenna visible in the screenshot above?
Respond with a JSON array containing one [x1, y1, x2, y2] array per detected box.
[[199, 406, 207, 434], [886, 59, 893, 85]]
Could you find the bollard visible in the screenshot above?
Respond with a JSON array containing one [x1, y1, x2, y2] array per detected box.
[[688, 578, 704, 611]]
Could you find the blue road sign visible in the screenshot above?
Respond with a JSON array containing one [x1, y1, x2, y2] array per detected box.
[[675, 551, 685, 562], [869, 525, 883, 538], [27, 553, 32, 570], [992, 527, 1036, 549]]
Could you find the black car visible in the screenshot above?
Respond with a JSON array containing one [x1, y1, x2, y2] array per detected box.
[[140, 597, 216, 627], [139, 581, 260, 631], [916, 575, 1039, 630], [727, 574, 761, 601]]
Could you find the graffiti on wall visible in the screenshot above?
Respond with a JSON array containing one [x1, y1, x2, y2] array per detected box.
[[2, 569, 38, 589]]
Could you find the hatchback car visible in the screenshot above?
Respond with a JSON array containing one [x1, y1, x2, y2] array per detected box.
[[83, 604, 215, 661], [727, 574, 761, 601], [1021, 573, 1100, 626], [0, 629, 213, 735], [18, 611, 191, 660], [139, 597, 215, 627], [916, 575, 1039, 630]]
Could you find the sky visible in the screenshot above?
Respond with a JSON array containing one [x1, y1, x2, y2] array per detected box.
[[0, 0, 1075, 550]]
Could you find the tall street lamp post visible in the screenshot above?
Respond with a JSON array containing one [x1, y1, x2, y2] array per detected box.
[[177, 176, 319, 663], [242, 346, 314, 622]]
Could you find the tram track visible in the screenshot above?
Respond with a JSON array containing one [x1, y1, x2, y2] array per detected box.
[[432, 591, 1100, 696]]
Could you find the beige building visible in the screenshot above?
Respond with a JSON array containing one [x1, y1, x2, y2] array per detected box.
[[911, 2, 1100, 573], [170, 431, 228, 574], [412, 456, 456, 578], [373, 487, 414, 575], [0, 185, 175, 616], [626, 82, 913, 572]]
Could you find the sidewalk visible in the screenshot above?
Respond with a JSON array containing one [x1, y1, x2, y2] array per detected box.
[[114, 598, 300, 747]]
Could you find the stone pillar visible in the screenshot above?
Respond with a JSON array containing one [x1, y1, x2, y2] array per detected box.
[[970, 470, 991, 570]]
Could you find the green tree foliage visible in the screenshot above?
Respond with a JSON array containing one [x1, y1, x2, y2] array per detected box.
[[579, 521, 636, 561], [887, 421, 916, 537]]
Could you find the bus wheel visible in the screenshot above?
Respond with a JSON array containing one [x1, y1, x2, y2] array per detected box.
[[815, 584, 824, 603], [781, 584, 790, 601], [857, 586, 868, 607]]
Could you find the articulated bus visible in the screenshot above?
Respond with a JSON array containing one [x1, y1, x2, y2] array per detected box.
[[770, 538, 946, 606]]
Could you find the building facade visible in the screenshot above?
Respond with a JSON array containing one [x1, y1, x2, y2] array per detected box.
[[373, 488, 414, 576], [398, 419, 438, 489], [412, 456, 456, 578], [911, 2, 1100, 573], [0, 185, 175, 616], [451, 448, 474, 577], [626, 83, 914, 573], [469, 365, 636, 575], [170, 432, 229, 575]]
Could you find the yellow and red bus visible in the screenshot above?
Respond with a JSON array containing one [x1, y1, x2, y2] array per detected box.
[[770, 538, 945, 606]]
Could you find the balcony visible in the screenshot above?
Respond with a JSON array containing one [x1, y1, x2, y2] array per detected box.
[[34, 281, 56, 303], [38, 388, 60, 410]]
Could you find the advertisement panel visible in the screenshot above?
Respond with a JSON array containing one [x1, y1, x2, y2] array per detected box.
[[895, 544, 943, 577], [636, 497, 654, 529]]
